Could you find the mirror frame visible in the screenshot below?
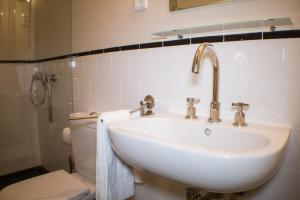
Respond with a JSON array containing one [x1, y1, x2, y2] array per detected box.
[[169, 0, 232, 11]]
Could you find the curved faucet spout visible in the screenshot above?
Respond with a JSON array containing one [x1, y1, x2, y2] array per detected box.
[[192, 43, 219, 73], [191, 43, 221, 122]]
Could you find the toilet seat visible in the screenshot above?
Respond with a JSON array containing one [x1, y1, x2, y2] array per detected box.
[[0, 170, 95, 200]]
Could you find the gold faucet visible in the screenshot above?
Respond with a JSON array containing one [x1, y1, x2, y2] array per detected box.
[[185, 98, 200, 119], [191, 43, 220, 122], [232, 102, 249, 127], [130, 95, 155, 116]]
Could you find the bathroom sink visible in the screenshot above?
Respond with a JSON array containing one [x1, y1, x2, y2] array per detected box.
[[107, 113, 290, 193]]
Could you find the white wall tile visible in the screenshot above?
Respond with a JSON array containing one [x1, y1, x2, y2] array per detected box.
[[151, 47, 176, 80], [0, 63, 42, 175], [78, 77, 89, 110], [100, 77, 122, 111], [72, 56, 85, 78], [282, 38, 300, 84], [217, 40, 286, 84], [73, 99, 85, 112], [221, 82, 300, 126], [84, 55, 98, 78], [120, 78, 141, 109], [0, 60, 73, 175], [128, 49, 151, 80], [97, 53, 112, 77], [112, 51, 129, 79], [72, 78, 79, 100]]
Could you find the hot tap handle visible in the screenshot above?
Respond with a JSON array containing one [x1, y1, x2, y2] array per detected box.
[[140, 95, 155, 109], [232, 102, 249, 111]]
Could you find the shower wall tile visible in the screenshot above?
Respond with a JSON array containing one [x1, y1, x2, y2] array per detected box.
[[0, 63, 41, 175], [72, 38, 300, 200], [36, 59, 72, 172], [0, 59, 72, 175]]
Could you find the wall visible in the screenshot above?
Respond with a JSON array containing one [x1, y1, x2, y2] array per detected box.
[[71, 0, 300, 199], [72, 0, 300, 52], [0, 59, 73, 175], [34, 0, 72, 59], [0, 63, 41, 176], [0, 0, 72, 60], [35, 59, 73, 172], [72, 38, 300, 200], [31, 0, 73, 171], [0, 0, 73, 175]]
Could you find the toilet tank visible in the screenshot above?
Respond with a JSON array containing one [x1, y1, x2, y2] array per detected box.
[[70, 118, 97, 183]]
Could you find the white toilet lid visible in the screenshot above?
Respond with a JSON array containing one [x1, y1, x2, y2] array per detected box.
[[0, 170, 91, 200]]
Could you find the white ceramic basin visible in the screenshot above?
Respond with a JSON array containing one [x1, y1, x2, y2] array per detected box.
[[107, 113, 290, 193]]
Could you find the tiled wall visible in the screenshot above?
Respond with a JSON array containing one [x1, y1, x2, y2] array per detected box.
[[0, 60, 73, 175], [72, 38, 300, 200], [0, 63, 40, 175], [35, 59, 73, 172]]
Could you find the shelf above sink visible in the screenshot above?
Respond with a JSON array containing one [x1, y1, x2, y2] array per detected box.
[[153, 18, 294, 39]]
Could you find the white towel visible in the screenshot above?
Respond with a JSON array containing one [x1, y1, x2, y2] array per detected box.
[[96, 110, 134, 200]]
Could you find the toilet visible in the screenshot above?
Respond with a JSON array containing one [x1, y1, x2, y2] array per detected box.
[[0, 117, 97, 200]]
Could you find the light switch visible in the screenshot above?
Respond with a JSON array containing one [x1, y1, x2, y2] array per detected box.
[[134, 0, 148, 11]]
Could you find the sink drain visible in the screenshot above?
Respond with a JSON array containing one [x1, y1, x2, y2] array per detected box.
[[204, 128, 212, 136]]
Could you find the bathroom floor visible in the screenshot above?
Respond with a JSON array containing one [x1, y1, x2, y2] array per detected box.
[[0, 166, 48, 190]]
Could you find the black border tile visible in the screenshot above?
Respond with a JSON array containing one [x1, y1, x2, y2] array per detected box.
[[77, 51, 90, 57], [0, 60, 32, 63], [35, 58, 45, 63], [0, 60, 13, 63], [45, 54, 71, 61], [103, 47, 120, 53], [90, 49, 104, 55], [163, 38, 190, 46], [140, 42, 163, 49], [225, 32, 262, 42], [43, 58, 51, 62], [191, 35, 223, 44], [1, 29, 299, 64], [55, 54, 72, 60], [263, 30, 300, 39], [120, 44, 140, 51], [70, 53, 78, 57]]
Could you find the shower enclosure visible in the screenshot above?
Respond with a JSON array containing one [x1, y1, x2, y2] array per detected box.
[[0, 0, 73, 176]]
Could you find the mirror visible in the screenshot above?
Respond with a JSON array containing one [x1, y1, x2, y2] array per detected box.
[[170, 0, 232, 11]]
